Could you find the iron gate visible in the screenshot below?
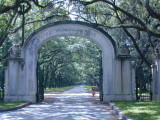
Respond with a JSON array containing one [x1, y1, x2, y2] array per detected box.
[[99, 51, 103, 101], [36, 61, 44, 102], [0, 67, 4, 101], [135, 66, 152, 101]]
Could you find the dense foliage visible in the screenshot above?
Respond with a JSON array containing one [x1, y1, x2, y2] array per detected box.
[[37, 36, 101, 88]]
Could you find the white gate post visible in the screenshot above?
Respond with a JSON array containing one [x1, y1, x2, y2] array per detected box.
[[4, 45, 25, 102], [152, 55, 160, 100], [116, 55, 136, 100]]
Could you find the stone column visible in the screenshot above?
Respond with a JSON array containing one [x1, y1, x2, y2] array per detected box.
[[4, 67, 9, 95], [115, 55, 136, 100], [131, 64, 136, 96], [152, 55, 160, 100], [4, 45, 25, 102]]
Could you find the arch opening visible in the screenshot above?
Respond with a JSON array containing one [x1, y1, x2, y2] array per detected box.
[[36, 36, 102, 102]]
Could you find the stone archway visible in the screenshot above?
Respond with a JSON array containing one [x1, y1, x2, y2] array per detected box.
[[4, 21, 136, 103]]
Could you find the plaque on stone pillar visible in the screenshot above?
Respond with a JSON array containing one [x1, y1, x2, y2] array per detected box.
[[117, 44, 131, 58]]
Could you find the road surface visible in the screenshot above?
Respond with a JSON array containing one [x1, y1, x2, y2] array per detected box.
[[0, 86, 119, 120]]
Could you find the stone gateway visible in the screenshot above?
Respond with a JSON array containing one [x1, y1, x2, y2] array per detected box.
[[4, 21, 136, 103]]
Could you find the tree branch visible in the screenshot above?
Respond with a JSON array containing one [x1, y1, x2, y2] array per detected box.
[[78, 0, 147, 28], [0, 1, 21, 14], [32, 0, 48, 8], [114, 8, 151, 67], [146, 0, 160, 21], [10, 14, 69, 34], [76, 0, 160, 38], [0, 0, 47, 15]]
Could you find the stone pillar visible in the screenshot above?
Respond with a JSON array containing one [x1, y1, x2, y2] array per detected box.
[[131, 64, 136, 96], [4, 67, 9, 95], [115, 55, 136, 100], [4, 45, 25, 102], [152, 55, 160, 100]]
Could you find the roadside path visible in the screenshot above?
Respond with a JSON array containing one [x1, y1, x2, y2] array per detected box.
[[0, 86, 119, 120]]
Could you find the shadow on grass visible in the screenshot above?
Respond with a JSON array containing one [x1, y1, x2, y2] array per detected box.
[[113, 101, 160, 120]]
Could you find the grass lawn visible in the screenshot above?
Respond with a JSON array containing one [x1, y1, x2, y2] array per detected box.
[[113, 101, 160, 120], [85, 86, 97, 91], [44, 86, 75, 92], [0, 102, 25, 109]]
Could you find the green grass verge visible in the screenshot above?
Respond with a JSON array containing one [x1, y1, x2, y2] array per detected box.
[[0, 102, 25, 109], [113, 101, 160, 120], [85, 86, 97, 91], [44, 86, 75, 92]]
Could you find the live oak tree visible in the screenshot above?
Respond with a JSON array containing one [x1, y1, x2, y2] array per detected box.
[[69, 0, 160, 67], [37, 36, 101, 88], [68, 0, 159, 91], [0, 0, 69, 58], [0, 0, 70, 91]]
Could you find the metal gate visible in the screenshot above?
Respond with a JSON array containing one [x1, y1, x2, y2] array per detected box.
[[99, 52, 103, 101], [0, 67, 4, 101], [135, 66, 152, 101], [36, 61, 44, 102]]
